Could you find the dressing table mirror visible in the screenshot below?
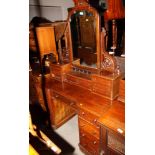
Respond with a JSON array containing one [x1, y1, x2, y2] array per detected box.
[[69, 9, 98, 68], [66, 0, 118, 74]]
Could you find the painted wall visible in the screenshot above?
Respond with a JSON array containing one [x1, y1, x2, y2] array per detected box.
[[29, 0, 74, 21]]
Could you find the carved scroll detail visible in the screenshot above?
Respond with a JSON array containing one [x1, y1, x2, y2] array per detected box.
[[101, 52, 118, 73]]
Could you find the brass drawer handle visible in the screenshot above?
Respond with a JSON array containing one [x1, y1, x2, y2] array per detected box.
[[51, 97, 55, 99], [55, 95, 59, 98], [82, 112, 85, 115], [93, 141, 97, 144], [94, 119, 97, 123], [82, 134, 85, 137]]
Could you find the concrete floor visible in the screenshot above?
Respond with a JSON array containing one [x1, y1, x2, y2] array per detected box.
[[55, 115, 84, 155]]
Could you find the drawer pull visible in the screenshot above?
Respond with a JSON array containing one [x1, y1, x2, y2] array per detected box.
[[94, 119, 97, 123], [93, 141, 97, 144], [52, 97, 55, 99], [55, 95, 59, 98], [82, 112, 85, 115], [82, 134, 85, 137]]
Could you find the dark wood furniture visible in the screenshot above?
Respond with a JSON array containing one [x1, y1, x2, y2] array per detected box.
[[30, 0, 125, 154], [99, 101, 125, 155]]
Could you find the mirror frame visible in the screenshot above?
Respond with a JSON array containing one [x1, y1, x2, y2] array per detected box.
[[67, 1, 101, 69]]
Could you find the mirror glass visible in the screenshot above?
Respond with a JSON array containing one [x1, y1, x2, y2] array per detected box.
[[70, 10, 97, 68]]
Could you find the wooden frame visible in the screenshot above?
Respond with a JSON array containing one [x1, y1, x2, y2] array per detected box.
[[67, 1, 101, 69]]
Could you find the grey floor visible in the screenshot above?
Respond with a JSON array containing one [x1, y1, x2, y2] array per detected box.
[[55, 115, 84, 155]]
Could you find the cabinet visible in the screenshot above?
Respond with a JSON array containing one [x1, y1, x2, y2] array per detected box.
[[45, 89, 76, 129], [99, 101, 125, 155], [78, 113, 100, 154]]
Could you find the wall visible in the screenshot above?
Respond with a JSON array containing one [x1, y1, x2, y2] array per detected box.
[[29, 0, 74, 21]]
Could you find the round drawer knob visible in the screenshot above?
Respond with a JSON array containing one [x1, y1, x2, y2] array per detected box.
[[82, 134, 85, 137], [94, 119, 97, 123], [93, 141, 97, 144], [82, 112, 85, 115]]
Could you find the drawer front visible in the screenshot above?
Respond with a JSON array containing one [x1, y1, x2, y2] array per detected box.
[[65, 74, 79, 84], [92, 76, 120, 100], [79, 109, 100, 128], [65, 74, 91, 90], [78, 117, 99, 139], [92, 85, 114, 99], [51, 69, 63, 81], [53, 92, 77, 109], [79, 129, 100, 155]]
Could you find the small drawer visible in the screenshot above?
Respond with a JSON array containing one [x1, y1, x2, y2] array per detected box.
[[78, 117, 99, 139], [79, 109, 100, 128], [79, 129, 100, 154], [65, 74, 91, 90], [65, 74, 79, 84], [53, 92, 76, 109], [78, 78, 91, 90]]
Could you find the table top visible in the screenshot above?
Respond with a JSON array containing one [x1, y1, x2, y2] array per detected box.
[[98, 100, 125, 137]]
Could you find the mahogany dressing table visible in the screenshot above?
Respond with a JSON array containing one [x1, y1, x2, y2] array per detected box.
[[31, 0, 125, 154]]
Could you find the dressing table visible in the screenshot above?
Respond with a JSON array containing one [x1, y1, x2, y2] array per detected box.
[[32, 0, 125, 154]]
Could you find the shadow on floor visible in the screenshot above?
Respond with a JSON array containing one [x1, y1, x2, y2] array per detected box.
[[29, 103, 75, 155]]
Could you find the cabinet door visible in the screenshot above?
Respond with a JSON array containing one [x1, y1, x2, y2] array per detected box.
[[100, 127, 125, 155], [45, 89, 76, 129]]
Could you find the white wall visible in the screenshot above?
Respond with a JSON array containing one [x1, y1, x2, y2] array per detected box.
[[29, 6, 63, 22], [29, 0, 74, 21]]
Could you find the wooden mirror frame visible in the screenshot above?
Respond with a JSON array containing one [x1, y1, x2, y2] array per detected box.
[[67, 0, 101, 70]]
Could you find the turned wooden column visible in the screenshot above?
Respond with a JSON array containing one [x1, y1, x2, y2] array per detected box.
[[103, 0, 125, 54]]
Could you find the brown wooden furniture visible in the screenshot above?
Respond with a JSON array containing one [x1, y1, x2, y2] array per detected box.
[[44, 78, 125, 155], [30, 0, 125, 154], [35, 26, 58, 62], [103, 0, 125, 55], [99, 101, 125, 155]]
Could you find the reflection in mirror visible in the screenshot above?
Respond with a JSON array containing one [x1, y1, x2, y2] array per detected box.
[[70, 10, 97, 68]]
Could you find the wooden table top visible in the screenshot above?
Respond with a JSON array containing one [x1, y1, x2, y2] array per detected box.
[[98, 100, 125, 137], [45, 79, 125, 122], [46, 79, 114, 115]]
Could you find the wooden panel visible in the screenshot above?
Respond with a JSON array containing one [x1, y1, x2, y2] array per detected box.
[[65, 73, 92, 90], [36, 26, 57, 58], [45, 89, 76, 129], [79, 109, 100, 128], [79, 128, 100, 154], [118, 80, 125, 102], [92, 74, 120, 100], [98, 101, 125, 155], [50, 63, 71, 81], [78, 117, 99, 139], [107, 131, 125, 155]]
